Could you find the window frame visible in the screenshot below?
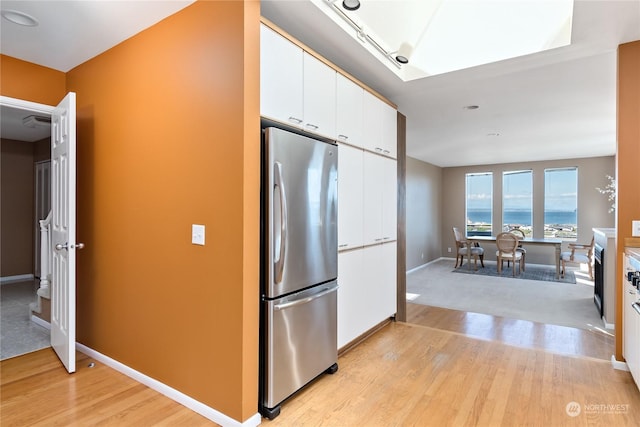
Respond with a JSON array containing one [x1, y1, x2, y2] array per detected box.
[[543, 167, 578, 241], [502, 169, 533, 236], [465, 172, 493, 237]]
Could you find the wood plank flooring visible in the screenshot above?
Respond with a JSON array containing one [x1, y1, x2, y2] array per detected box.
[[266, 321, 639, 427], [0, 348, 217, 426], [2, 307, 637, 426], [407, 303, 616, 361]]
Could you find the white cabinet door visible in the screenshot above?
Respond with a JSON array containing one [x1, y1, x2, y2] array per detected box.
[[260, 24, 303, 127], [338, 143, 363, 250], [362, 244, 396, 326], [338, 245, 396, 349], [362, 90, 382, 154], [337, 249, 364, 348], [336, 74, 363, 148], [303, 53, 336, 138], [624, 280, 640, 386], [362, 90, 397, 158], [363, 152, 384, 245], [380, 241, 398, 317], [381, 157, 397, 242], [381, 102, 397, 158], [363, 152, 397, 245]]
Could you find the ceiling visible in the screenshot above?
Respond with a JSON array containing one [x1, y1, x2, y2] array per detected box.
[[1, 0, 639, 167], [262, 0, 640, 167]]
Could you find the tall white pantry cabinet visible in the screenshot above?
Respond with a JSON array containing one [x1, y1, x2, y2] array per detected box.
[[260, 23, 398, 350]]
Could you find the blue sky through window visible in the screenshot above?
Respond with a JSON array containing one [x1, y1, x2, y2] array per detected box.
[[545, 168, 578, 212]]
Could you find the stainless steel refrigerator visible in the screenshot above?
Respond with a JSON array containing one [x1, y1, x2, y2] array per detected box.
[[259, 126, 338, 419]]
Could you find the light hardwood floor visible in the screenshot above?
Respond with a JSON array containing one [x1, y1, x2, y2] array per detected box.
[[267, 321, 639, 426], [2, 310, 638, 426], [406, 303, 616, 361], [0, 348, 217, 426]]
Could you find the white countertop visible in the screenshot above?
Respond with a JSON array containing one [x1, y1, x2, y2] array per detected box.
[[593, 227, 616, 238]]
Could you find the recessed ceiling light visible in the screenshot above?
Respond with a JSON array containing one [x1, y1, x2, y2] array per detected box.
[[464, 105, 479, 110], [1, 9, 39, 27]]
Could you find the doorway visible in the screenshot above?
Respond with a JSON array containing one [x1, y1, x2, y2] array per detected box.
[[0, 102, 53, 360]]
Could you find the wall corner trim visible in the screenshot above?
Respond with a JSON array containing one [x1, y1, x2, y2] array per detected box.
[[75, 343, 262, 427], [610, 355, 629, 372]]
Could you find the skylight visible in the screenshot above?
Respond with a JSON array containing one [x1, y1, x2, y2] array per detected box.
[[313, 0, 574, 81]]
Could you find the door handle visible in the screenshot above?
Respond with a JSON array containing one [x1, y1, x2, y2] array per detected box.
[[274, 285, 338, 310], [55, 242, 85, 251], [274, 162, 287, 284]]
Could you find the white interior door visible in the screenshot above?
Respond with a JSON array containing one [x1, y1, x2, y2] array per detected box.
[[51, 92, 77, 373]]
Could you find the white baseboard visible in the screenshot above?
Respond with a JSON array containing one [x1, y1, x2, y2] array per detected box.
[[407, 257, 450, 274], [611, 355, 629, 371], [1, 274, 34, 284], [602, 317, 615, 330], [75, 343, 261, 427], [30, 315, 51, 330]]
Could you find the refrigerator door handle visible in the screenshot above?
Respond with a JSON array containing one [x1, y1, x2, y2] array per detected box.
[[274, 285, 338, 311], [274, 161, 287, 284]]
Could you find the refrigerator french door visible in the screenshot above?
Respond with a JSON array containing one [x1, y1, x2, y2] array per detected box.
[[260, 126, 338, 419]]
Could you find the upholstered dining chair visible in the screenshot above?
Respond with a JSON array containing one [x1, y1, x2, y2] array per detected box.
[[509, 228, 526, 271], [560, 236, 595, 280], [452, 227, 485, 270], [496, 232, 523, 277]]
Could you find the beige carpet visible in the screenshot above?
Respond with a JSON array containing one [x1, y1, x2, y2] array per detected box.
[[407, 258, 607, 331]]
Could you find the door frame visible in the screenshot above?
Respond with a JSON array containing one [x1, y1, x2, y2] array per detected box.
[[1, 94, 58, 352]]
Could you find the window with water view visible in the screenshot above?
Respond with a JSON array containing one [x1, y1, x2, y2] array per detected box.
[[466, 172, 492, 237], [502, 170, 532, 236], [544, 167, 577, 240]]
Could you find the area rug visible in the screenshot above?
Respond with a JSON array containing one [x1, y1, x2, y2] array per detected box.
[[407, 259, 605, 331], [452, 263, 576, 284]]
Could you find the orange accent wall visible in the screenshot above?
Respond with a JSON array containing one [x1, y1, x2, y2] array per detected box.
[[616, 41, 640, 360], [65, 1, 259, 421], [0, 55, 66, 105]]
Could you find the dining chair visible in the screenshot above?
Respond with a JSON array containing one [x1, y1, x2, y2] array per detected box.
[[509, 228, 526, 271], [496, 232, 523, 277], [560, 236, 595, 280], [452, 227, 485, 270]]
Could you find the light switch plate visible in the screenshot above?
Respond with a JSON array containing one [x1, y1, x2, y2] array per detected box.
[[192, 224, 205, 245], [633, 220, 640, 237]]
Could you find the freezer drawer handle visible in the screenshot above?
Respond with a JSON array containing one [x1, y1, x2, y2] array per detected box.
[[274, 286, 338, 311], [633, 302, 640, 315], [274, 161, 287, 284]]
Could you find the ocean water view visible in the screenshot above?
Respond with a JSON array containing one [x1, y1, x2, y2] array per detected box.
[[467, 209, 576, 225]]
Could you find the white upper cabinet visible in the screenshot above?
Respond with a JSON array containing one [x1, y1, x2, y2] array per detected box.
[[381, 102, 398, 158], [260, 24, 336, 139], [303, 53, 336, 139], [260, 24, 303, 127], [336, 74, 364, 148], [362, 91, 397, 158], [337, 143, 364, 250]]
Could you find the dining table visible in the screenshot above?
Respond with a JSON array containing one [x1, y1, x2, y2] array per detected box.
[[466, 235, 563, 278]]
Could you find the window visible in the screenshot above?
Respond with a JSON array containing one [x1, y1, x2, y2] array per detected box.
[[503, 170, 532, 236], [544, 168, 577, 240], [466, 172, 492, 236]]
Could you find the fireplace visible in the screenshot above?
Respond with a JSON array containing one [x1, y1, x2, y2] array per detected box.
[[594, 243, 604, 317]]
